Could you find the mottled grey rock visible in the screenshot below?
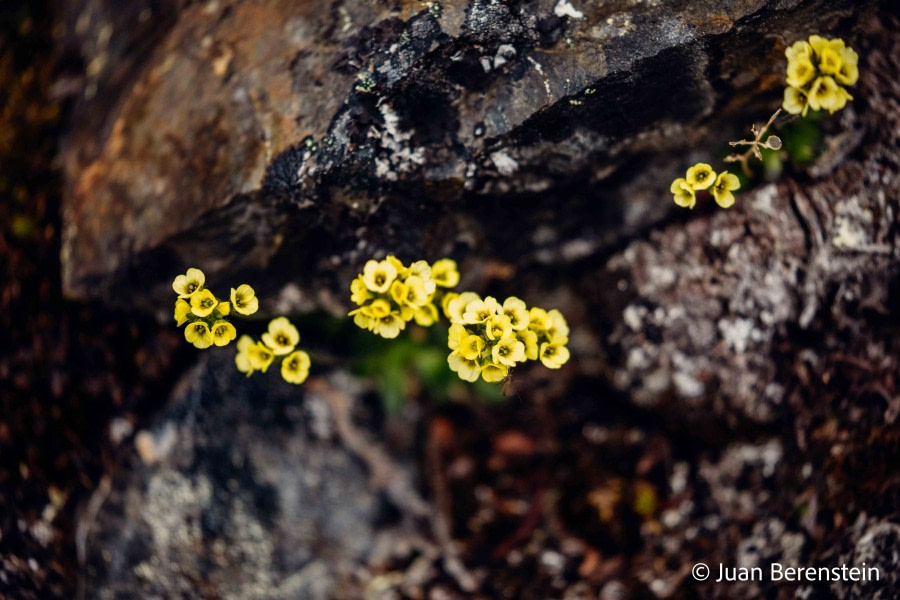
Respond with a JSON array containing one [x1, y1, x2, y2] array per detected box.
[[81, 354, 411, 600]]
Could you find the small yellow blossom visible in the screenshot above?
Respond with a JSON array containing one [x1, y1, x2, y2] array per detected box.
[[367, 299, 392, 318], [400, 275, 432, 307], [174, 299, 192, 326], [528, 307, 551, 332], [782, 86, 809, 116], [185, 321, 213, 349], [501, 297, 529, 330], [261, 317, 300, 355], [480, 363, 508, 383], [386, 255, 408, 277], [230, 284, 259, 315], [350, 276, 371, 305], [363, 259, 398, 293], [670, 178, 696, 209], [235, 335, 255, 375], [808, 75, 851, 114], [458, 334, 485, 361], [546, 309, 570, 344], [711, 171, 741, 209], [492, 336, 525, 367], [445, 292, 481, 323], [407, 260, 432, 280], [448, 323, 468, 350], [217, 302, 231, 316], [211, 320, 237, 347], [281, 350, 311, 384], [539, 342, 570, 369], [785, 40, 811, 62], [431, 259, 460, 288], [190, 289, 219, 317], [374, 312, 406, 339], [518, 329, 539, 361], [685, 163, 716, 191], [835, 47, 858, 86], [172, 267, 205, 298], [413, 303, 439, 327], [448, 351, 481, 382], [462, 297, 500, 324], [786, 55, 816, 88], [485, 314, 513, 341], [247, 342, 275, 372]]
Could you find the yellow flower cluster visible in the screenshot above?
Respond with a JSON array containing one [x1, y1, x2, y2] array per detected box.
[[172, 267, 311, 385], [442, 293, 570, 383], [349, 257, 459, 338], [172, 267, 258, 349], [234, 317, 311, 385], [783, 36, 857, 117], [670, 163, 741, 209]]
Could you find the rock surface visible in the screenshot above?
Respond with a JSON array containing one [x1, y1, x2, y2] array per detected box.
[[81, 354, 420, 600], [61, 0, 877, 318]]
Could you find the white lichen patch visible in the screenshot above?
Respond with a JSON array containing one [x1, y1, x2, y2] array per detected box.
[[490, 150, 519, 176], [371, 102, 425, 182], [554, 0, 584, 20]]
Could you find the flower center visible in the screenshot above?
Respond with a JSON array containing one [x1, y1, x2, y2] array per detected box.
[[375, 274, 385, 285], [276, 335, 288, 345], [187, 283, 197, 293]]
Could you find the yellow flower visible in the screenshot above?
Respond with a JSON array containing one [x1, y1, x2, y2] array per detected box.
[[445, 292, 481, 323], [711, 171, 741, 209], [808, 35, 844, 59], [785, 40, 811, 62], [835, 46, 858, 86], [172, 267, 205, 298], [362, 259, 398, 293], [368, 299, 392, 318], [501, 297, 529, 330], [230, 284, 259, 315], [441, 292, 459, 318], [211, 320, 237, 347], [448, 351, 481, 382], [190, 289, 219, 317], [174, 299, 192, 326], [528, 307, 551, 332], [431, 259, 460, 288], [235, 335, 255, 375], [217, 301, 231, 316], [808, 76, 851, 114], [261, 317, 299, 355], [407, 260, 432, 280], [185, 321, 213, 349], [539, 342, 570, 369], [670, 178, 696, 209], [817, 45, 843, 76], [350, 276, 371, 305], [492, 336, 525, 367], [374, 312, 406, 338], [480, 362, 508, 383], [685, 163, 716, 191], [413, 303, 439, 326], [458, 334, 485, 361], [546, 309, 570, 344], [281, 350, 311, 385], [518, 329, 539, 361], [448, 323, 467, 351], [485, 314, 513, 341], [786, 55, 816, 88], [247, 342, 275, 372], [462, 296, 500, 324], [386, 255, 409, 278], [782, 86, 809, 116], [400, 275, 433, 308], [350, 309, 376, 332]]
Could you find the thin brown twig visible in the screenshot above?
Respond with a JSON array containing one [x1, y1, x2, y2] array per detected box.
[[724, 109, 785, 176]]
